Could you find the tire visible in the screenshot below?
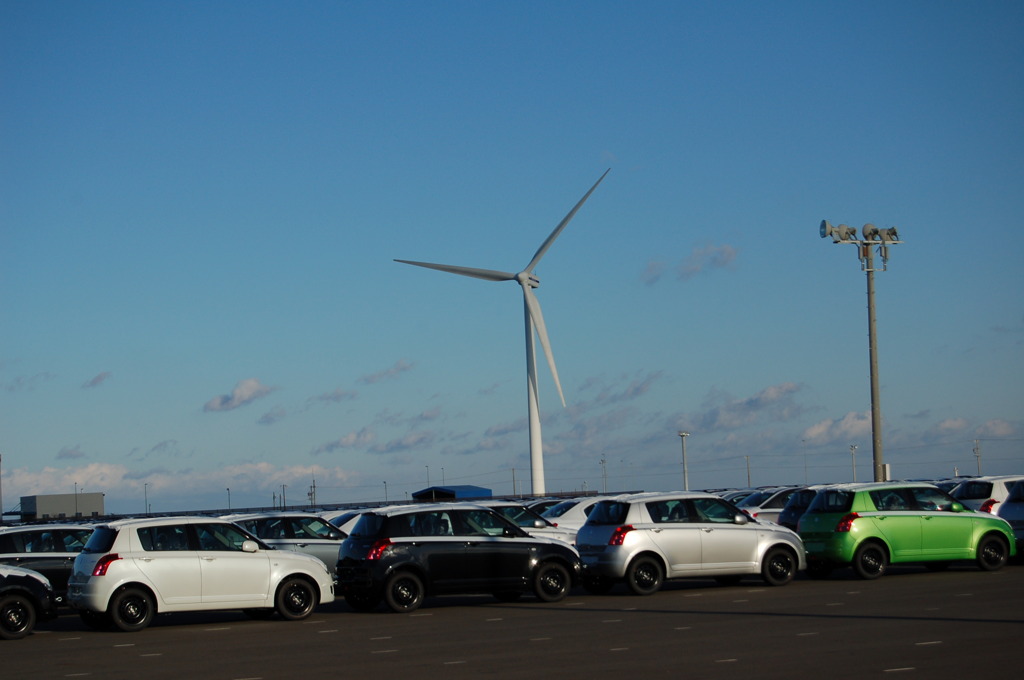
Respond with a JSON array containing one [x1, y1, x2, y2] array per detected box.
[[0, 594, 36, 640], [976, 534, 1009, 572], [761, 547, 797, 586], [625, 556, 663, 596], [109, 587, 154, 632], [275, 577, 317, 621], [344, 591, 381, 612], [533, 562, 571, 603], [384, 571, 424, 613], [581, 574, 615, 595], [852, 542, 888, 580]]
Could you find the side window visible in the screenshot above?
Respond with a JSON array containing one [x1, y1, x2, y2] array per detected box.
[[416, 511, 454, 536], [25, 531, 59, 553], [196, 523, 251, 551], [909, 487, 955, 512], [869, 489, 911, 511], [455, 510, 507, 537], [292, 517, 333, 539], [253, 518, 287, 540], [138, 525, 191, 551], [692, 498, 735, 523], [647, 500, 688, 523], [61, 529, 92, 552]]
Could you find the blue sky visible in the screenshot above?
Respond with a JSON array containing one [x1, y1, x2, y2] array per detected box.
[[2, 1, 1022, 515]]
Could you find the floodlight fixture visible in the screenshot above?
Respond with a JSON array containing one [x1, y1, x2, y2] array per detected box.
[[817, 219, 905, 483]]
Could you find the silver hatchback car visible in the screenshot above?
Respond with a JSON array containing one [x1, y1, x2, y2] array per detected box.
[[576, 492, 806, 595]]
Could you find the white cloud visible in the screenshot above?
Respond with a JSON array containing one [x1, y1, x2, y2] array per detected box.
[[203, 378, 276, 412]]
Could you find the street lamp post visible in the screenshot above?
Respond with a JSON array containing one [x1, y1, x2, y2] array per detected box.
[[226, 488, 231, 510], [820, 221, 902, 483], [677, 431, 690, 491], [383, 481, 388, 503]]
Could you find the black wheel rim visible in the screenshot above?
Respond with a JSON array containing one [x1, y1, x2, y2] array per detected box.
[[635, 563, 658, 589], [283, 583, 313, 615], [2, 601, 29, 634], [862, 549, 883, 575], [119, 594, 148, 626], [981, 541, 1005, 567], [539, 568, 566, 597], [768, 554, 793, 581], [391, 578, 418, 608]]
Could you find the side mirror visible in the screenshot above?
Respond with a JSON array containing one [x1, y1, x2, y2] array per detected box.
[[733, 513, 750, 525], [950, 502, 966, 513], [534, 519, 548, 529], [241, 540, 259, 553]]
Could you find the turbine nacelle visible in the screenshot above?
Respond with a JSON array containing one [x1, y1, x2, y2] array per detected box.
[[516, 271, 540, 288]]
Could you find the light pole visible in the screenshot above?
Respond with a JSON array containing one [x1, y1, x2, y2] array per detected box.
[[820, 221, 902, 482], [850, 445, 857, 482], [383, 481, 388, 503], [677, 431, 690, 491], [226, 488, 231, 510], [143, 483, 149, 515]]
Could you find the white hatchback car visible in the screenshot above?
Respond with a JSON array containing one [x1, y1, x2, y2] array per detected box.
[[951, 475, 1024, 515], [67, 517, 335, 632], [576, 492, 806, 594]]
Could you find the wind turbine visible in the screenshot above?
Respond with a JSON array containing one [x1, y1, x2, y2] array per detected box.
[[395, 169, 610, 495]]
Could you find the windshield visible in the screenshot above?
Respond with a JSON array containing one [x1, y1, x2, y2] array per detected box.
[[952, 481, 994, 500], [806, 489, 854, 514]]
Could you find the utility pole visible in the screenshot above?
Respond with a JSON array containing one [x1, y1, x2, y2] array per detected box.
[[974, 439, 982, 475], [678, 432, 690, 491], [850, 444, 858, 482]]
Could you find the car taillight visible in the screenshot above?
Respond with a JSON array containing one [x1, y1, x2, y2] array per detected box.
[[609, 525, 634, 546], [92, 553, 121, 576], [835, 513, 860, 532], [366, 538, 392, 560], [979, 499, 996, 514]]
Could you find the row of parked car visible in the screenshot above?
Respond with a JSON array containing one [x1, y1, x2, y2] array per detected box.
[[1, 474, 1021, 639]]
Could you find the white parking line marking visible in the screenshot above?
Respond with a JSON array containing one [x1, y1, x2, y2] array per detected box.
[[610, 647, 629, 652], [370, 636, 392, 640], [732, 599, 749, 603], [113, 643, 135, 647], [444, 661, 466, 665], [318, 629, 339, 633], [371, 650, 398, 654], [883, 668, 915, 673], [674, 627, 691, 631], [797, 632, 819, 637], [715, 659, 738, 663], [915, 641, 942, 646], [205, 627, 231, 631], [485, 617, 503, 621], [566, 601, 586, 606], [140, 653, 163, 657], [60, 637, 82, 641], [410, 612, 433, 617]]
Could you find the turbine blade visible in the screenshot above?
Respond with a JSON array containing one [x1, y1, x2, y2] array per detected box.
[[522, 285, 566, 408], [395, 259, 516, 282], [525, 168, 610, 273]]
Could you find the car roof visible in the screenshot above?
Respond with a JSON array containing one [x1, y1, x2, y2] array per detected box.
[[606, 491, 720, 503], [95, 516, 228, 529], [816, 481, 939, 492], [368, 502, 500, 517], [0, 523, 94, 533], [221, 512, 325, 521]]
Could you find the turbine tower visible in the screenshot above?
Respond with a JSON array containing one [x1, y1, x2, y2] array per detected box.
[[395, 169, 609, 495]]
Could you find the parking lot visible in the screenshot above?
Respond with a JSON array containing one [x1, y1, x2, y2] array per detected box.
[[6, 564, 1021, 679]]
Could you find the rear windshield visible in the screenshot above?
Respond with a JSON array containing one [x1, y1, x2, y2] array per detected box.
[[542, 500, 579, 519], [586, 501, 630, 525], [348, 513, 385, 539], [806, 489, 854, 514], [784, 489, 818, 511], [82, 526, 119, 553], [952, 481, 994, 500]]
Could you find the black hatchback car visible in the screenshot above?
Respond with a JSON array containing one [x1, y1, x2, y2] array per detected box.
[[337, 503, 581, 613], [1, 565, 59, 640]]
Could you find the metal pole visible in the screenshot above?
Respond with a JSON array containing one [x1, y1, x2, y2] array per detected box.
[[678, 432, 690, 491], [864, 246, 885, 481]]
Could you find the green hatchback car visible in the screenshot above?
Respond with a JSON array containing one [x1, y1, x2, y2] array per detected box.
[[798, 482, 1016, 579]]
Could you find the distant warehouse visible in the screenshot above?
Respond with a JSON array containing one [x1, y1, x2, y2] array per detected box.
[[20, 492, 105, 522]]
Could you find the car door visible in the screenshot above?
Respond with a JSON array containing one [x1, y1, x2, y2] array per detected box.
[[454, 509, 534, 590], [194, 523, 270, 604], [866, 489, 922, 561], [132, 524, 202, 605], [405, 510, 468, 592], [285, 517, 346, 572], [642, 499, 703, 576], [690, 498, 758, 572], [909, 487, 974, 559]]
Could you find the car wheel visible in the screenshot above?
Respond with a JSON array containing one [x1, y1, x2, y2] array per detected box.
[[533, 562, 571, 602], [761, 547, 796, 586], [976, 534, 1009, 572], [852, 542, 888, 580], [0, 594, 36, 640], [581, 574, 615, 594], [79, 609, 113, 630], [626, 556, 663, 596], [344, 591, 381, 612], [384, 571, 424, 613], [276, 577, 317, 621], [109, 587, 154, 632]]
